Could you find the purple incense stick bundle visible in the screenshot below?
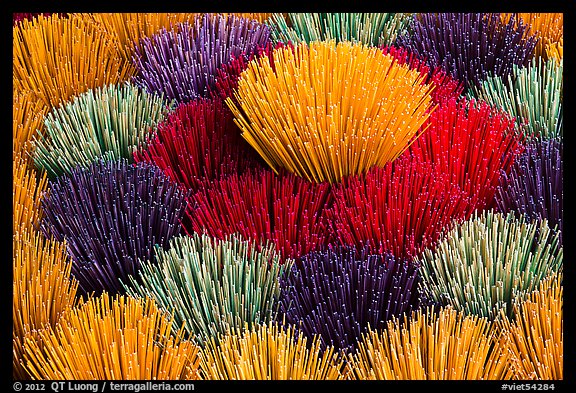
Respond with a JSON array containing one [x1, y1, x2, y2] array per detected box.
[[495, 137, 563, 243], [39, 158, 189, 296], [278, 246, 425, 353], [132, 13, 272, 103], [396, 13, 538, 90]]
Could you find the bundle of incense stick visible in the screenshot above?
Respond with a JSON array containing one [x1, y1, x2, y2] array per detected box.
[[13, 13, 132, 110], [123, 233, 292, 344], [471, 57, 563, 139], [132, 13, 272, 103], [39, 159, 189, 296], [277, 246, 423, 352], [133, 96, 265, 192], [226, 40, 436, 183], [418, 210, 563, 320], [185, 167, 332, 261], [396, 13, 538, 90], [495, 137, 563, 243], [31, 82, 173, 178], [21, 293, 201, 380]]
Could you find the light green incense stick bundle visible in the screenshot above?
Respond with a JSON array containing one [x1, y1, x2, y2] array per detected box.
[[268, 13, 411, 47], [124, 233, 292, 344], [418, 210, 562, 320], [471, 57, 563, 139], [31, 82, 173, 178]]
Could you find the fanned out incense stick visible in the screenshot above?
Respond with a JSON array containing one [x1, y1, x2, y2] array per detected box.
[[184, 167, 332, 261], [496, 273, 563, 380], [39, 159, 189, 296], [500, 13, 563, 61], [471, 57, 563, 139], [21, 292, 201, 380], [418, 210, 563, 320], [326, 155, 471, 260], [13, 229, 79, 379], [226, 40, 435, 184], [133, 97, 265, 192], [13, 13, 133, 110], [132, 13, 271, 103], [495, 138, 563, 244], [199, 322, 347, 380], [268, 13, 412, 47], [396, 13, 538, 90], [405, 97, 524, 213], [278, 246, 424, 352], [31, 82, 174, 179], [13, 91, 49, 164], [346, 306, 510, 380], [13, 155, 48, 235], [124, 233, 292, 344]]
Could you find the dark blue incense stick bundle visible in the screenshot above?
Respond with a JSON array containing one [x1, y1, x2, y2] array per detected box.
[[396, 13, 538, 89], [132, 13, 272, 103], [278, 246, 424, 353], [495, 137, 563, 243], [39, 158, 189, 296]]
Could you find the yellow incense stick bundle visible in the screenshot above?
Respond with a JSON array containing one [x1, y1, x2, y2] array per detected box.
[[21, 293, 201, 380], [346, 307, 510, 380], [13, 13, 133, 110], [226, 40, 435, 183], [13, 229, 78, 379], [496, 274, 563, 380], [199, 322, 347, 380]]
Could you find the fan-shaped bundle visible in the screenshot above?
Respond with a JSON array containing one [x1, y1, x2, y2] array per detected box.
[[418, 210, 563, 319], [226, 39, 436, 183], [326, 155, 471, 260], [500, 13, 563, 61], [269, 13, 411, 47], [185, 167, 332, 261], [396, 13, 538, 90], [278, 246, 423, 353], [199, 322, 347, 380], [132, 13, 272, 103], [13, 229, 79, 379], [346, 306, 509, 380], [21, 292, 200, 380], [31, 82, 173, 179], [124, 233, 292, 344], [472, 57, 563, 139], [13, 13, 133, 110], [495, 137, 563, 243], [39, 159, 189, 296], [405, 97, 524, 213], [133, 97, 264, 192], [496, 273, 562, 380]]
